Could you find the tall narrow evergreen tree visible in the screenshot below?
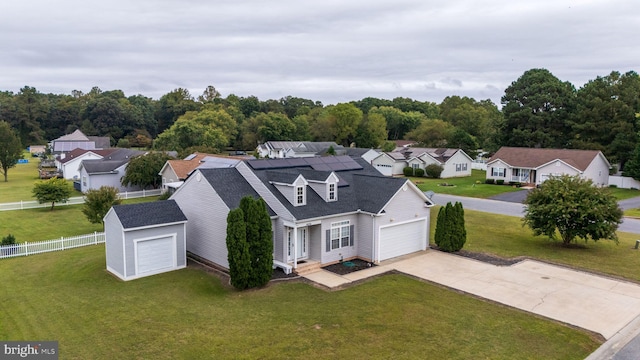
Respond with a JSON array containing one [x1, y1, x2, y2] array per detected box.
[[434, 204, 448, 249], [226, 208, 251, 290], [254, 198, 274, 287], [452, 202, 467, 251]]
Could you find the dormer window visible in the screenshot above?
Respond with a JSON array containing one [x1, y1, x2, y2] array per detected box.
[[296, 186, 305, 206], [328, 183, 336, 201]]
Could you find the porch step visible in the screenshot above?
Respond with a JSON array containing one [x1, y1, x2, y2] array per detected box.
[[294, 260, 322, 275]]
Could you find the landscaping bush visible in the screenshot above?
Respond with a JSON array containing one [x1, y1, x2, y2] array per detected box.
[[609, 184, 618, 188], [414, 168, 425, 177], [496, 179, 505, 185], [485, 179, 495, 184], [425, 164, 444, 178], [403, 167, 414, 177], [509, 181, 522, 187], [1, 234, 16, 246], [434, 202, 466, 252]]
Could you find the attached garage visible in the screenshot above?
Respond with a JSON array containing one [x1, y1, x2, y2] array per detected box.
[[104, 200, 187, 281], [379, 219, 427, 261]]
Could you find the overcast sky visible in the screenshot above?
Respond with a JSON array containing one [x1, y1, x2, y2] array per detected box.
[[1, 0, 638, 106]]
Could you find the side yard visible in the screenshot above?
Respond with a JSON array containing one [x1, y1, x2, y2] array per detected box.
[[0, 245, 599, 359]]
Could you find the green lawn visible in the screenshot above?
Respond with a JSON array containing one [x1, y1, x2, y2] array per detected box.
[[607, 186, 640, 201], [431, 207, 640, 282], [411, 170, 524, 198], [0, 152, 82, 203], [0, 197, 158, 242], [0, 245, 599, 359]]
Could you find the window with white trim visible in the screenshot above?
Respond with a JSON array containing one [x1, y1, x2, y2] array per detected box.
[[412, 163, 419, 169], [491, 167, 505, 177], [295, 186, 305, 205], [330, 220, 350, 250], [328, 183, 336, 201]]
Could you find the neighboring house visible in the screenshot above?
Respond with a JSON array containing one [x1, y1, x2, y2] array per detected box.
[[256, 141, 345, 158], [49, 129, 110, 156], [486, 147, 611, 186], [158, 152, 249, 192], [169, 155, 433, 273], [104, 200, 187, 281], [344, 148, 381, 163], [370, 147, 472, 178], [55, 148, 118, 180], [78, 149, 146, 193]]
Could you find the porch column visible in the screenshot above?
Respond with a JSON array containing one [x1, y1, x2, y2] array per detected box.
[[293, 225, 298, 269]]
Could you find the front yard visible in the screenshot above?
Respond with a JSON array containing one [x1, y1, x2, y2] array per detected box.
[[0, 245, 599, 359]]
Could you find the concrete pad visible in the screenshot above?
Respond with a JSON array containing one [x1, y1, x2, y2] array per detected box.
[[342, 264, 391, 282], [302, 270, 351, 288]]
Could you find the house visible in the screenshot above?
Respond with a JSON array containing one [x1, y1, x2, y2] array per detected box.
[[78, 149, 146, 193], [55, 148, 118, 180], [370, 147, 472, 178], [28, 145, 46, 155], [169, 155, 433, 273], [49, 129, 110, 155], [486, 147, 611, 186], [104, 200, 187, 281], [256, 141, 345, 158], [158, 152, 248, 192]]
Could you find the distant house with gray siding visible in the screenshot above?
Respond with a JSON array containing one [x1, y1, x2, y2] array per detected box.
[[78, 149, 146, 193]]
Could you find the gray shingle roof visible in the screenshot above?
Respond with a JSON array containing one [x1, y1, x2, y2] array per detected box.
[[251, 158, 409, 219], [488, 147, 605, 170], [112, 200, 187, 229], [200, 168, 276, 216], [81, 149, 146, 173]]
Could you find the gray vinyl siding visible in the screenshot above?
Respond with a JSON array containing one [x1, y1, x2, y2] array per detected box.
[[104, 210, 124, 278], [377, 184, 431, 252], [236, 162, 294, 220], [356, 213, 374, 262], [123, 224, 186, 278], [273, 218, 284, 262], [172, 173, 231, 269], [308, 224, 322, 261], [308, 182, 326, 200], [82, 164, 143, 193], [320, 214, 359, 264], [273, 184, 295, 206]]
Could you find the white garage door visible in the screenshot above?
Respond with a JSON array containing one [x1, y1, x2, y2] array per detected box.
[[379, 219, 426, 261], [136, 237, 175, 274]]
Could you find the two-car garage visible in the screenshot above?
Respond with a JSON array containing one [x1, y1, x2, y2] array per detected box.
[[379, 219, 428, 261]]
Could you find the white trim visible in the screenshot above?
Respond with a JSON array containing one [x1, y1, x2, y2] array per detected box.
[[122, 220, 188, 232]]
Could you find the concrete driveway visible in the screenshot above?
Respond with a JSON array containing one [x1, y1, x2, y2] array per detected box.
[[304, 251, 640, 340]]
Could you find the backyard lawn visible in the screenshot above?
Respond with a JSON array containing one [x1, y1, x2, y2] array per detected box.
[[0, 151, 81, 203], [0, 245, 599, 359], [0, 197, 158, 242]]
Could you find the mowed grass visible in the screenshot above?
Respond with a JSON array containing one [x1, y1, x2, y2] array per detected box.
[[0, 245, 599, 359], [608, 186, 640, 201], [0, 197, 158, 242], [411, 170, 524, 198], [431, 207, 640, 282], [0, 152, 82, 203]]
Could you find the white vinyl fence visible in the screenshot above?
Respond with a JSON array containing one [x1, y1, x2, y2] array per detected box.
[[608, 176, 640, 189], [0, 232, 105, 259], [0, 189, 162, 211]]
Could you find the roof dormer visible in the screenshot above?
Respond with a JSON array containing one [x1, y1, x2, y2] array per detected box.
[[268, 172, 308, 207], [303, 171, 339, 203]]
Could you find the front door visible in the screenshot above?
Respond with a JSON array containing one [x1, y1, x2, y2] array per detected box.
[[288, 227, 308, 261]]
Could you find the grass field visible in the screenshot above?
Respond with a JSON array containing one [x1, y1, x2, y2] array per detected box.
[[411, 170, 526, 198], [0, 197, 158, 242], [431, 207, 640, 282], [0, 152, 82, 203], [0, 245, 599, 359]]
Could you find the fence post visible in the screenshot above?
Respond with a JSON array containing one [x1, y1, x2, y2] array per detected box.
[[94, 231, 98, 245], [21, 201, 23, 210], [25, 241, 29, 256], [61, 236, 65, 250], [143, 189, 146, 197]]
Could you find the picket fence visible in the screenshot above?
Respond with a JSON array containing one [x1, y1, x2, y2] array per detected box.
[[0, 189, 162, 211], [0, 232, 105, 259]]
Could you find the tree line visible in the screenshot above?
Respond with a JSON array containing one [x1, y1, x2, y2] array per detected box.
[[0, 68, 638, 167]]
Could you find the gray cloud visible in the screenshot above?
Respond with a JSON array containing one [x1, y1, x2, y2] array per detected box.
[[0, 0, 637, 106]]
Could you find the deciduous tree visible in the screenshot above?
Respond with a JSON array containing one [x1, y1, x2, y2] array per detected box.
[[0, 121, 23, 182], [32, 177, 72, 210], [523, 175, 622, 246], [121, 152, 172, 189], [82, 186, 121, 227]]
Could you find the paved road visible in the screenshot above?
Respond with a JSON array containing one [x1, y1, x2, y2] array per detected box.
[[431, 193, 640, 235]]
